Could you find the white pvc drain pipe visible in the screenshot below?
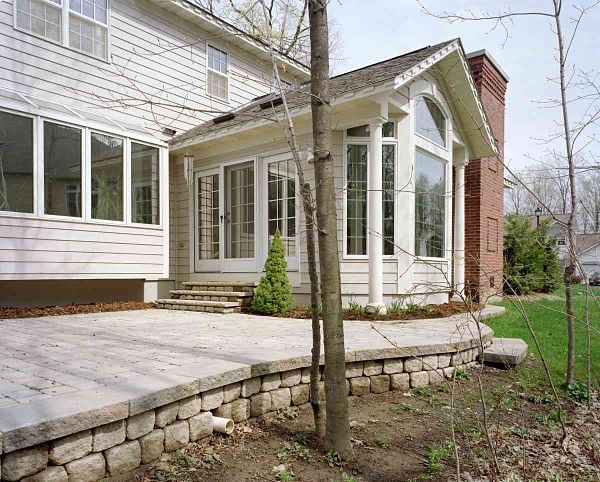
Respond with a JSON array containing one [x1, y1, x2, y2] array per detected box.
[[212, 416, 234, 435]]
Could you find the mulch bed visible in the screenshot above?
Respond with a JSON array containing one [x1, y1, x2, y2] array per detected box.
[[0, 301, 156, 320], [246, 301, 483, 322]]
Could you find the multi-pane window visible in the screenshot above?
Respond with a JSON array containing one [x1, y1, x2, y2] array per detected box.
[[15, 0, 61, 42], [198, 174, 220, 260], [346, 122, 395, 138], [131, 142, 160, 225], [0, 111, 34, 214], [346, 144, 368, 255], [226, 162, 254, 258], [416, 95, 446, 146], [415, 150, 446, 258], [382, 144, 395, 255], [15, 0, 108, 59], [267, 158, 296, 257], [207, 45, 228, 100], [44, 121, 82, 217], [91, 132, 123, 221]]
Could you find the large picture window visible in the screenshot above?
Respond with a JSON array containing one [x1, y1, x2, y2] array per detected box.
[[382, 144, 395, 255], [346, 144, 368, 255], [0, 111, 34, 214], [415, 150, 446, 258], [131, 142, 160, 225], [44, 122, 82, 217], [207, 45, 228, 101], [415, 95, 446, 146], [267, 158, 296, 257], [15, 0, 108, 59], [91, 132, 123, 221]]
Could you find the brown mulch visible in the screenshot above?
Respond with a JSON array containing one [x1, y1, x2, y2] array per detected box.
[[246, 301, 483, 322], [0, 301, 156, 320]]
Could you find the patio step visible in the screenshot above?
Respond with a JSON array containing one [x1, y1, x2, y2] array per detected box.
[[156, 299, 241, 314], [182, 281, 257, 293], [483, 338, 528, 367], [169, 289, 253, 306]]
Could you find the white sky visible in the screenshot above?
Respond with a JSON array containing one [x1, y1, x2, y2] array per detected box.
[[329, 0, 600, 170]]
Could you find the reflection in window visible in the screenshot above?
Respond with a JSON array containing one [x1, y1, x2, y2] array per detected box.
[[207, 45, 228, 100], [346, 122, 395, 138], [268, 158, 296, 257], [382, 144, 395, 255], [91, 132, 123, 221], [346, 144, 368, 255], [416, 96, 446, 146], [44, 122, 82, 217], [0, 111, 34, 214], [197, 173, 220, 260], [15, 0, 61, 42], [131, 142, 160, 224], [415, 150, 446, 258]]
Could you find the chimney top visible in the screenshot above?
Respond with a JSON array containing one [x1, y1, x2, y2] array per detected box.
[[467, 49, 509, 83]]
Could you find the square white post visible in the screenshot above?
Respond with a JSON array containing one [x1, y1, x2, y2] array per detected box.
[[454, 163, 466, 295]]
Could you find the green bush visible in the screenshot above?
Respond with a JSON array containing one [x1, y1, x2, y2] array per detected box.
[[503, 214, 561, 295], [252, 229, 294, 314]]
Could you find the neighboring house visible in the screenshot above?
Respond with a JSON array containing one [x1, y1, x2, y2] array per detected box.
[[0, 0, 308, 306], [0, 0, 507, 308], [522, 213, 571, 265], [576, 234, 600, 277]]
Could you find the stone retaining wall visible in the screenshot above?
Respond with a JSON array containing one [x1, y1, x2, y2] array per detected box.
[[0, 348, 480, 481]]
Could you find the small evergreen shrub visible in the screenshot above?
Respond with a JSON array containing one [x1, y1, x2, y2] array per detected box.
[[503, 214, 561, 295], [252, 229, 294, 314]]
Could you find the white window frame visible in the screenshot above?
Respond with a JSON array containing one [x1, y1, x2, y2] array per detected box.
[[13, 0, 111, 61], [414, 94, 448, 149], [0, 104, 165, 229], [342, 121, 398, 260], [261, 151, 300, 271], [206, 43, 230, 103]]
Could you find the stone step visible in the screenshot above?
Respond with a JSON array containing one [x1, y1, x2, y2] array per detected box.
[[156, 299, 241, 314], [182, 281, 257, 293], [169, 290, 253, 305], [483, 338, 528, 367]]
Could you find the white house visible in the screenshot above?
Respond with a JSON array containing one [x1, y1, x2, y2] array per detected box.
[[0, 0, 308, 306], [0, 0, 507, 309]]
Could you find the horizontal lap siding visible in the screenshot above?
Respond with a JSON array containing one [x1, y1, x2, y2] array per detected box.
[[0, 0, 278, 135], [0, 217, 165, 279], [412, 261, 451, 293]]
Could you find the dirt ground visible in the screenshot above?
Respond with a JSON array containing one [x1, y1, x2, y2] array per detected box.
[[0, 301, 156, 319], [139, 362, 599, 482]]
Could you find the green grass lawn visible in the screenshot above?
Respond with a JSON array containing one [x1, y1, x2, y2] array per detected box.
[[487, 285, 599, 388]]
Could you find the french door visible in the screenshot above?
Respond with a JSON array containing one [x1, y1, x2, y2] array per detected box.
[[194, 159, 257, 272]]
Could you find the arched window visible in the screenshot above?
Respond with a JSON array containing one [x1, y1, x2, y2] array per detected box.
[[415, 95, 446, 146]]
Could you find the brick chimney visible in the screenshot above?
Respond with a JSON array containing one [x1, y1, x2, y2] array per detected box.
[[465, 50, 508, 300]]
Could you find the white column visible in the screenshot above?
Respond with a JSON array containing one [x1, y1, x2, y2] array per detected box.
[[454, 163, 466, 295], [367, 117, 386, 314]]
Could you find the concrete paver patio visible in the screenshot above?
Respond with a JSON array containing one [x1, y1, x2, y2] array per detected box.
[[0, 307, 502, 408]]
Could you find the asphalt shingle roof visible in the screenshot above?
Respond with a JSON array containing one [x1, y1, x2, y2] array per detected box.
[[171, 39, 457, 145]]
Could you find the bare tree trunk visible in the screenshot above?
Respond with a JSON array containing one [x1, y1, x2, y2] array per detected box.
[[308, 0, 351, 458], [554, 0, 577, 385], [259, 0, 324, 436]]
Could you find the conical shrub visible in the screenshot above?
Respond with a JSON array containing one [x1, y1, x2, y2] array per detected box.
[[252, 229, 294, 314]]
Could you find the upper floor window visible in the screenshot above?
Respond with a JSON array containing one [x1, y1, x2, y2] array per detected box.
[[15, 0, 108, 59], [207, 45, 228, 101], [415, 95, 446, 147]]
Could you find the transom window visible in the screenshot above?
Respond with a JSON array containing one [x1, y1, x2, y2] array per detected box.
[[415, 95, 446, 146], [346, 122, 395, 138], [15, 0, 109, 59], [207, 45, 228, 101], [414, 150, 446, 258]]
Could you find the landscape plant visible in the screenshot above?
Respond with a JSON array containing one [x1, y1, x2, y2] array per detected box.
[[252, 229, 294, 314]]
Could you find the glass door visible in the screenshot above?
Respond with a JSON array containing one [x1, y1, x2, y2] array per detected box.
[[222, 160, 256, 271], [194, 169, 220, 272]]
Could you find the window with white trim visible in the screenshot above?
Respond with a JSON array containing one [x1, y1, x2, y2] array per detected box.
[[346, 143, 368, 255], [207, 45, 228, 101], [267, 157, 296, 257], [414, 149, 446, 258], [382, 144, 395, 255], [15, 0, 109, 59], [415, 95, 446, 146]]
